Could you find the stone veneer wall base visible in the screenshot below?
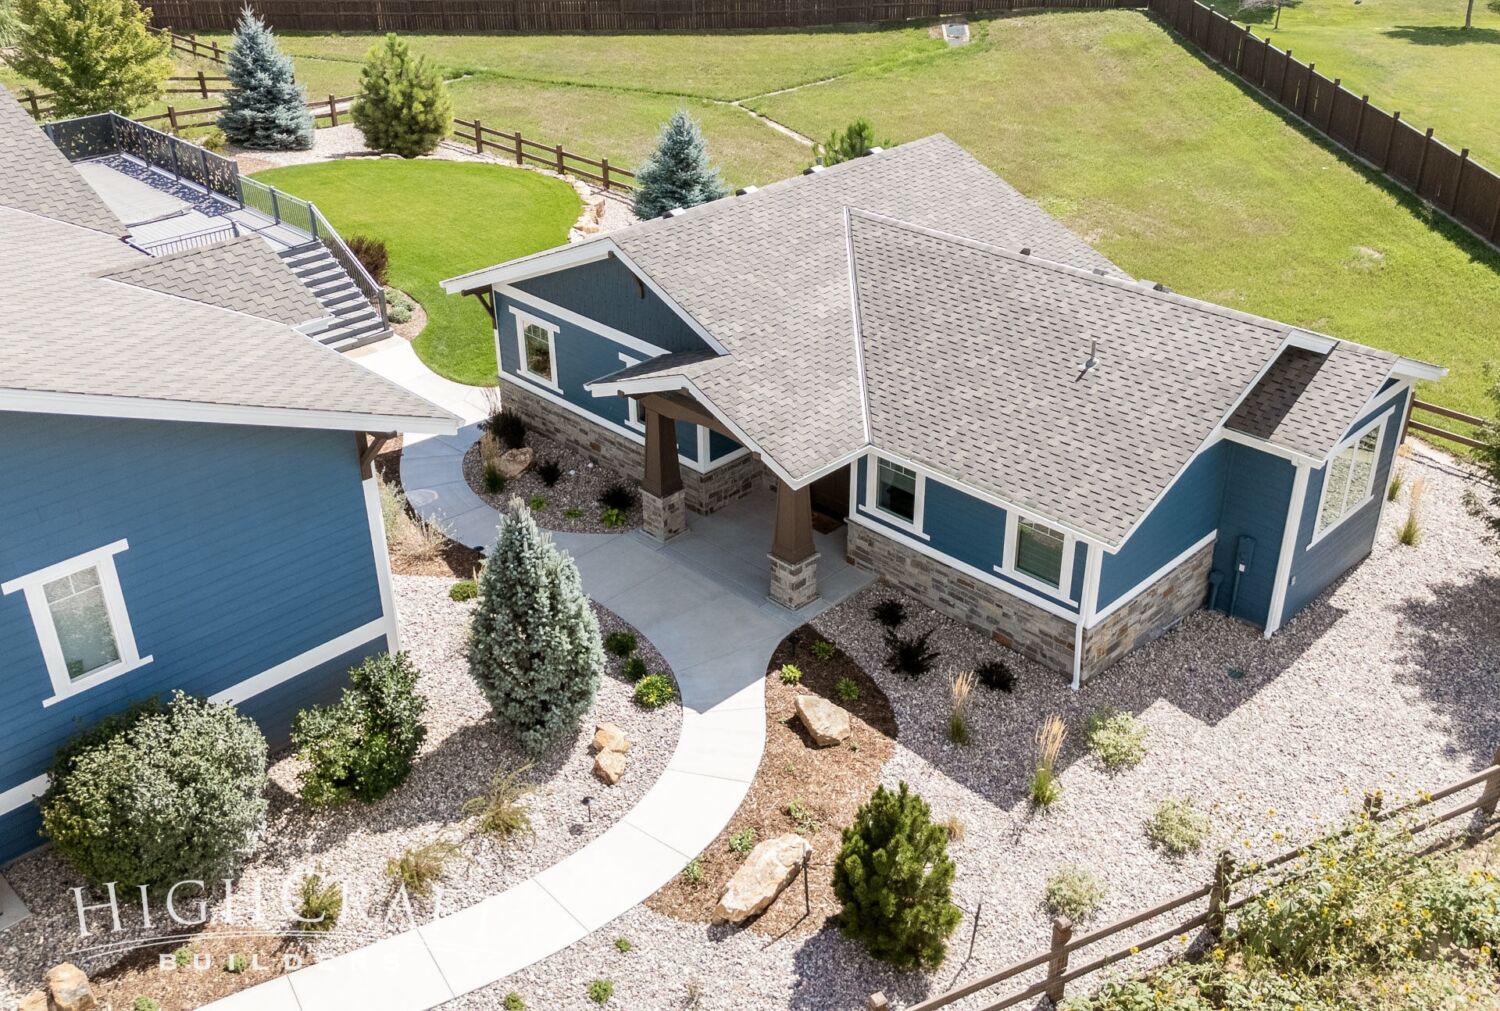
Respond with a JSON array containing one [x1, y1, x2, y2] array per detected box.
[[1079, 541, 1215, 682], [500, 377, 763, 514]]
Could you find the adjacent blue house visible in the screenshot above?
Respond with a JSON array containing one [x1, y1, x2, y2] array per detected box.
[[0, 95, 455, 860], [444, 134, 1442, 686]]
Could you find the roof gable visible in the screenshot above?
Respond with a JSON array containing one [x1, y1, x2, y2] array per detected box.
[[0, 90, 121, 235], [101, 235, 328, 326]]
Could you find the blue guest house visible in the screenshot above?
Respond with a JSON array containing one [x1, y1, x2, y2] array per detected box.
[[0, 94, 455, 861], [444, 135, 1443, 686]]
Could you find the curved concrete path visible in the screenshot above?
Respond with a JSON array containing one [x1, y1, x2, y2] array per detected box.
[[208, 421, 869, 1011]]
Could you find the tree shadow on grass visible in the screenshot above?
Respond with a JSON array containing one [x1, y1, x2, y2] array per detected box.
[[1383, 25, 1500, 46]]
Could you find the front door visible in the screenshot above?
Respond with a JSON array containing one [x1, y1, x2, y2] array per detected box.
[[808, 465, 851, 534]]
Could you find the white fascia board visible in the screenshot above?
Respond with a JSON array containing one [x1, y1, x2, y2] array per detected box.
[[1219, 427, 1322, 466], [0, 388, 460, 435], [440, 240, 615, 294], [1286, 330, 1337, 354], [1390, 357, 1446, 382]]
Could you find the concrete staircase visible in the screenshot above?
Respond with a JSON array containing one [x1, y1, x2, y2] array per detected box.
[[279, 244, 391, 351]]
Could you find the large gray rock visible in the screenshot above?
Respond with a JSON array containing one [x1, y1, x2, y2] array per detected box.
[[713, 833, 811, 924], [497, 447, 535, 480], [43, 963, 94, 1011], [795, 694, 850, 747]]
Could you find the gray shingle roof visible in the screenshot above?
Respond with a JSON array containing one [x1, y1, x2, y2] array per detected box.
[[596, 135, 1125, 481], [0, 87, 121, 235], [101, 235, 328, 325], [850, 211, 1302, 546], [1225, 344, 1394, 459]]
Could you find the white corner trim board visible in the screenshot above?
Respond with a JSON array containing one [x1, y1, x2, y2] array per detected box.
[[363, 476, 402, 654], [2, 540, 153, 707], [0, 617, 391, 818], [1265, 462, 1311, 638]]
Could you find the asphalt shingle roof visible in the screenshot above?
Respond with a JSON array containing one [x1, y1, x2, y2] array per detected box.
[[1225, 344, 1395, 459], [0, 85, 452, 430], [101, 235, 329, 325]]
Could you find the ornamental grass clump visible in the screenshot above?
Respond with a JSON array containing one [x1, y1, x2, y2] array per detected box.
[[884, 627, 939, 679], [380, 475, 444, 565], [870, 598, 906, 628], [1397, 477, 1426, 546], [1146, 797, 1211, 855], [1030, 714, 1066, 808], [947, 669, 976, 745], [292, 651, 428, 806], [295, 873, 343, 933], [386, 838, 461, 897], [1085, 707, 1148, 770], [468, 497, 603, 751], [1044, 866, 1107, 924], [975, 658, 1015, 693], [40, 691, 268, 893], [832, 782, 962, 969], [465, 763, 535, 840]]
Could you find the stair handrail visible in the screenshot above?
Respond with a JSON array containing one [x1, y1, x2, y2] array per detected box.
[[308, 201, 388, 330]]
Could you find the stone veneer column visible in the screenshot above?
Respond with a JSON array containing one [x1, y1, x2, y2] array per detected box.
[[768, 552, 820, 610], [642, 487, 686, 541], [768, 478, 818, 609], [640, 406, 686, 541]]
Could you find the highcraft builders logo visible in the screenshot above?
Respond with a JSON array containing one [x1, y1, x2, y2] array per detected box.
[[66, 867, 451, 971]]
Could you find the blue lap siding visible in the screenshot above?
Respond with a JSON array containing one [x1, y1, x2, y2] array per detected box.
[[1280, 392, 1405, 623], [512, 256, 708, 355], [0, 413, 389, 861], [495, 295, 701, 462], [1210, 443, 1296, 626]]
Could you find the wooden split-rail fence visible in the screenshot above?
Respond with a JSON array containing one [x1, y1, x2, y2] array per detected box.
[[453, 117, 637, 192], [867, 747, 1500, 1011]]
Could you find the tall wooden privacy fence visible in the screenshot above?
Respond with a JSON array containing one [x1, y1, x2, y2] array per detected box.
[[1147, 0, 1500, 252], [453, 117, 636, 191], [867, 748, 1500, 1011], [149, 0, 1143, 32]]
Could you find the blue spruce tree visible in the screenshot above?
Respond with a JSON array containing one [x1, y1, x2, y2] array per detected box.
[[218, 6, 313, 150], [632, 110, 728, 220]]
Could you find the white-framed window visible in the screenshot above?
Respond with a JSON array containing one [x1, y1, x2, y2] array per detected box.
[[863, 454, 926, 535], [1311, 415, 1386, 542], [1, 540, 152, 706], [998, 513, 1075, 598], [618, 353, 644, 431], [512, 310, 560, 390]]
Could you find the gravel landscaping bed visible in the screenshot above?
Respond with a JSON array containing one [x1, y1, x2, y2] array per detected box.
[[462, 432, 643, 534], [0, 575, 680, 1010], [449, 446, 1500, 1010]]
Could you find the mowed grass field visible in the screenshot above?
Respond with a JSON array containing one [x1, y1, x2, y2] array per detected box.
[[1203, 0, 1500, 169]]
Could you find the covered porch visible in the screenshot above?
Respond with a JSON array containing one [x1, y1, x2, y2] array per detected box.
[[633, 392, 864, 611]]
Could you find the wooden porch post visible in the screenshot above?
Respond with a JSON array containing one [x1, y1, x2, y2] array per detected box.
[[768, 478, 818, 609], [640, 406, 685, 540]]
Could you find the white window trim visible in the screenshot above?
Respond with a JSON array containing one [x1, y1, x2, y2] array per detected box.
[[511, 309, 562, 393], [998, 511, 1076, 600], [859, 453, 928, 539], [1, 540, 153, 707], [1307, 413, 1388, 549], [618, 353, 645, 432]]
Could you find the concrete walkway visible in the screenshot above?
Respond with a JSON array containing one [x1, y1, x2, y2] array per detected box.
[[207, 426, 870, 1011]]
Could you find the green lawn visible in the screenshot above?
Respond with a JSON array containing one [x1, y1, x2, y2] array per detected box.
[[251, 160, 580, 385], [749, 11, 1500, 421], [1202, 0, 1500, 170]]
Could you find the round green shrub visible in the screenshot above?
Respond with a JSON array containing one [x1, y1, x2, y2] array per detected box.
[[832, 782, 961, 969], [622, 654, 648, 682], [449, 579, 478, 602], [604, 631, 638, 658], [292, 651, 428, 806], [40, 691, 269, 892], [633, 673, 676, 709]]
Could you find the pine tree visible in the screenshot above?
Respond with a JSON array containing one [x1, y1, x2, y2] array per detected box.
[[632, 110, 728, 220], [832, 782, 962, 970], [819, 118, 891, 167], [351, 33, 452, 158], [217, 6, 312, 150], [10, 0, 171, 117], [468, 497, 603, 752]]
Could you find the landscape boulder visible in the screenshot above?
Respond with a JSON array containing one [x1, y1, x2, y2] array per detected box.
[[713, 833, 811, 924], [794, 694, 850, 747], [497, 447, 535, 480], [593, 748, 627, 786], [42, 963, 95, 1011], [591, 722, 631, 754], [19, 991, 47, 1011]]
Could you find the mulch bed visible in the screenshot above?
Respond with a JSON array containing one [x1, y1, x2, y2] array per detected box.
[[645, 624, 897, 939], [84, 924, 309, 1011], [461, 431, 643, 535]]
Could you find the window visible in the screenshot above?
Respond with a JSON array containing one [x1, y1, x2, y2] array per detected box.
[[512, 311, 559, 389], [2, 540, 151, 705], [875, 458, 918, 524], [998, 513, 1075, 597], [1314, 421, 1383, 538]]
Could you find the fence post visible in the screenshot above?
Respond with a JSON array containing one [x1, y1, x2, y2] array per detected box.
[[1449, 148, 1469, 213], [270, 188, 281, 224], [1044, 915, 1073, 1005], [1207, 850, 1234, 936], [1383, 111, 1401, 170], [473, 118, 484, 153], [1479, 745, 1500, 820], [556, 143, 565, 174], [1299, 63, 1314, 116], [601, 157, 610, 191], [1413, 127, 1435, 195], [167, 105, 179, 133], [514, 130, 524, 165], [212, 39, 222, 62], [1353, 94, 1368, 152], [1363, 789, 1384, 819], [196, 69, 207, 98], [328, 95, 339, 127]]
